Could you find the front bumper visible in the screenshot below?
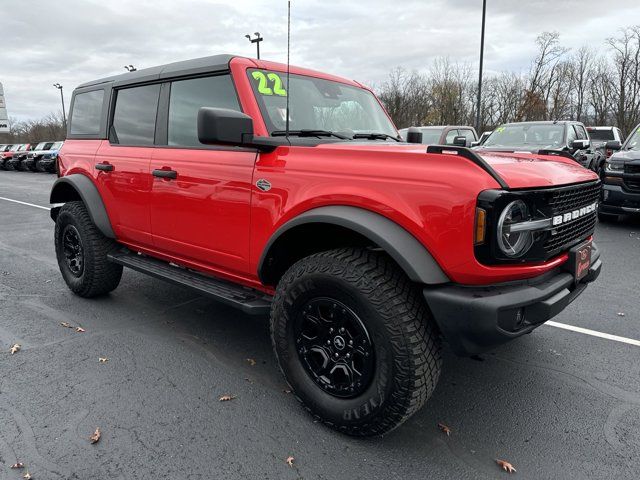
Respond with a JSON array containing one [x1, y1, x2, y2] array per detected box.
[[423, 243, 601, 356], [599, 184, 640, 215]]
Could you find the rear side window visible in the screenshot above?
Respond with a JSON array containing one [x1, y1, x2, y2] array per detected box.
[[70, 90, 104, 135], [112, 84, 160, 145], [168, 75, 240, 147]]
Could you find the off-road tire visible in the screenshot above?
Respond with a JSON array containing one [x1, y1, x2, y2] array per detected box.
[[270, 247, 442, 436], [35, 159, 47, 172], [55, 201, 123, 297]]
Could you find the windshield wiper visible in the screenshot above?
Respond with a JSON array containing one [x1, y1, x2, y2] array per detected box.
[[271, 129, 352, 139], [352, 132, 401, 142]]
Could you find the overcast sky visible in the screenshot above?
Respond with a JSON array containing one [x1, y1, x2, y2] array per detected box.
[[2, 0, 639, 121]]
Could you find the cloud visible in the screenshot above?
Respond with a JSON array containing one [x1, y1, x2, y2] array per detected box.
[[1, 0, 639, 121]]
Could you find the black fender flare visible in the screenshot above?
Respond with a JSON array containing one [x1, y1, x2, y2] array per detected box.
[[49, 174, 115, 238], [258, 206, 449, 285]]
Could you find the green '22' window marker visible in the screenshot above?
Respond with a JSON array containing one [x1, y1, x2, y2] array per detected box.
[[252, 71, 287, 97]]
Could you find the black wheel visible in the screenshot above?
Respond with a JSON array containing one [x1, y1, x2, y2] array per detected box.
[[55, 201, 123, 297], [598, 211, 618, 222], [271, 248, 442, 436], [35, 159, 46, 172]]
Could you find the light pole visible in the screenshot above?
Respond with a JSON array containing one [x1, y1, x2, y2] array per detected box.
[[53, 83, 67, 131], [245, 32, 264, 59], [124, 65, 137, 72], [475, 0, 487, 133]]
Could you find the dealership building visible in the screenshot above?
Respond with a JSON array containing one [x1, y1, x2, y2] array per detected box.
[[0, 82, 11, 133]]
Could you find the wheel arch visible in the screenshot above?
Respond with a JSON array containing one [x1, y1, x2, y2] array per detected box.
[[49, 174, 115, 239], [258, 206, 449, 287]]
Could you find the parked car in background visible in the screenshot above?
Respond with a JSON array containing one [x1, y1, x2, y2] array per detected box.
[[1, 144, 26, 170], [24, 141, 55, 171], [475, 121, 606, 173], [598, 123, 640, 221], [35, 141, 64, 173], [5, 143, 34, 170], [586, 126, 624, 158], [399, 125, 478, 146]]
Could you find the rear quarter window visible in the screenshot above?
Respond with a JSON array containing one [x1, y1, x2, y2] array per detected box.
[[70, 90, 105, 135]]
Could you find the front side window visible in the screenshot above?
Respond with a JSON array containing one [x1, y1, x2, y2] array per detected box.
[[168, 75, 240, 147], [112, 84, 160, 145], [444, 129, 458, 144], [248, 69, 397, 138], [485, 124, 565, 148], [626, 127, 640, 151], [459, 129, 476, 142], [70, 90, 104, 135]]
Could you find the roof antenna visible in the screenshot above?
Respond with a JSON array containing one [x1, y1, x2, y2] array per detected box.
[[285, 0, 291, 144]]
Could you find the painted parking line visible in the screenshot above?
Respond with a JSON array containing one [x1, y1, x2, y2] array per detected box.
[[0, 196, 51, 211], [546, 321, 640, 347]]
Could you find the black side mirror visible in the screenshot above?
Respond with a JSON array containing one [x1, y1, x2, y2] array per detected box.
[[605, 140, 622, 151], [405, 127, 423, 144], [570, 139, 590, 150], [453, 135, 469, 147], [198, 107, 254, 145], [197, 107, 279, 151]]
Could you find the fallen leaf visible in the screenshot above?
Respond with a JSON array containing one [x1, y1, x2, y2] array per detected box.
[[286, 456, 295, 467], [496, 459, 516, 473], [90, 427, 101, 444], [10, 344, 21, 355], [10, 462, 24, 469], [60, 322, 72, 328], [98, 357, 109, 363], [75, 327, 86, 333], [23, 472, 32, 480], [219, 394, 237, 402], [617, 312, 625, 317], [246, 358, 256, 366], [437, 422, 451, 436]]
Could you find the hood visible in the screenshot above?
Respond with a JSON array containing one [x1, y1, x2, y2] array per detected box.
[[474, 151, 597, 188], [609, 149, 640, 162], [314, 142, 598, 189]]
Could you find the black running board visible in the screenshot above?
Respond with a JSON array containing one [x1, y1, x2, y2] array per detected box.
[[107, 251, 272, 315]]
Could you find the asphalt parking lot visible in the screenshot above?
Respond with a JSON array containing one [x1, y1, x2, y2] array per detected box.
[[0, 171, 639, 480]]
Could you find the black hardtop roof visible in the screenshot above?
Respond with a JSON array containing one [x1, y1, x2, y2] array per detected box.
[[77, 54, 236, 89]]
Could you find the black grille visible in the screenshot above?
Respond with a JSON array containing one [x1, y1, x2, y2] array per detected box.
[[624, 179, 640, 192], [547, 181, 601, 214], [544, 214, 596, 255], [543, 181, 599, 256], [624, 164, 640, 174]]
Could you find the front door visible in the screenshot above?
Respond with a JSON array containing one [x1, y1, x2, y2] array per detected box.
[[149, 74, 257, 276]]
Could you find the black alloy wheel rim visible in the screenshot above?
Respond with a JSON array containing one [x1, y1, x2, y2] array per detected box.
[[62, 225, 84, 277], [294, 298, 375, 398]]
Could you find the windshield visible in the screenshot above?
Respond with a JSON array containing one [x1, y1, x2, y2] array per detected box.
[[248, 69, 397, 138], [626, 127, 640, 151], [10, 144, 20, 151], [587, 129, 614, 141], [52, 141, 63, 150], [35, 142, 47, 150], [484, 124, 565, 148]]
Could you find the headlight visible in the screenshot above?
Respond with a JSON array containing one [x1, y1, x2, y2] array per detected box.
[[496, 200, 534, 258], [605, 161, 623, 172]]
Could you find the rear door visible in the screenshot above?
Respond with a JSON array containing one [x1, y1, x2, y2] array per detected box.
[[149, 74, 257, 275], [95, 84, 160, 247]]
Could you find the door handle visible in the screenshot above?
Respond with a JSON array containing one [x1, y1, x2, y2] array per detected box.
[[152, 168, 178, 179], [95, 163, 114, 172]]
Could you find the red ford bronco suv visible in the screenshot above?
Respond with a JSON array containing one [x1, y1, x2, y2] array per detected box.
[[50, 55, 601, 436]]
